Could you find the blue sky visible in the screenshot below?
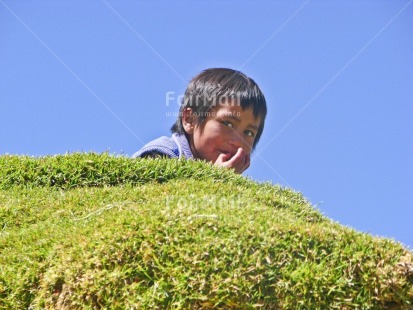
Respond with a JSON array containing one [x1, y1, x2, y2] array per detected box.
[[1, 1, 412, 249]]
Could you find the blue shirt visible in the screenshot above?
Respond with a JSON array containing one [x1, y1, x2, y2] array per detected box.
[[132, 133, 193, 159]]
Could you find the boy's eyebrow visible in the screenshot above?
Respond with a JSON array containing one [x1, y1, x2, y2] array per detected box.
[[222, 114, 241, 123], [223, 113, 259, 131], [247, 123, 259, 131]]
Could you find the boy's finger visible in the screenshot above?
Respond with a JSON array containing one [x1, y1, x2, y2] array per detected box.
[[215, 152, 231, 163], [231, 148, 245, 161], [228, 148, 247, 172], [214, 149, 248, 174]]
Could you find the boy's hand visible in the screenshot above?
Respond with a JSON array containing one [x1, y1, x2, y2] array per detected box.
[[214, 148, 250, 174]]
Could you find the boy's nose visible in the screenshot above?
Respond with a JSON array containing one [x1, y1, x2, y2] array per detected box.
[[229, 133, 248, 150]]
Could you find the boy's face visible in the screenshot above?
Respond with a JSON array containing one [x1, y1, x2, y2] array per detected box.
[[183, 102, 261, 173]]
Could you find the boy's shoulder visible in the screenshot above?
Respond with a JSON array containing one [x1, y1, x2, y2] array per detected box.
[[132, 134, 193, 159], [132, 135, 179, 158]]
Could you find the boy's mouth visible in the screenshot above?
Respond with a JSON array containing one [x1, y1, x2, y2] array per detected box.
[[218, 149, 237, 158]]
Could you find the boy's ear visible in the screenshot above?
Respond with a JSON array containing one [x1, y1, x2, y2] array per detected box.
[[182, 108, 196, 134]]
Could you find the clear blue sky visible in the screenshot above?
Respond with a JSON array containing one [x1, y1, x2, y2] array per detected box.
[[1, 1, 412, 249]]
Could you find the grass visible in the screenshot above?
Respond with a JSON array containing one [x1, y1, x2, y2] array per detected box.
[[0, 153, 412, 309]]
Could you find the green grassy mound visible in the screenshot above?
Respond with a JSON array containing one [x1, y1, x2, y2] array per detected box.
[[1, 153, 412, 309]]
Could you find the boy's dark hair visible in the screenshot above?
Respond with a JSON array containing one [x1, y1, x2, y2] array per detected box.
[[171, 68, 267, 149]]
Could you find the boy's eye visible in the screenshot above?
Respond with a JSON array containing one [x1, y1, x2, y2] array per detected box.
[[222, 121, 233, 128], [245, 130, 255, 138]]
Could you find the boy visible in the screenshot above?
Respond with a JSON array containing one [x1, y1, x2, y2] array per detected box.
[[133, 68, 267, 174]]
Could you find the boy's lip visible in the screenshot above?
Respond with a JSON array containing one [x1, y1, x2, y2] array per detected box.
[[217, 149, 237, 157]]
